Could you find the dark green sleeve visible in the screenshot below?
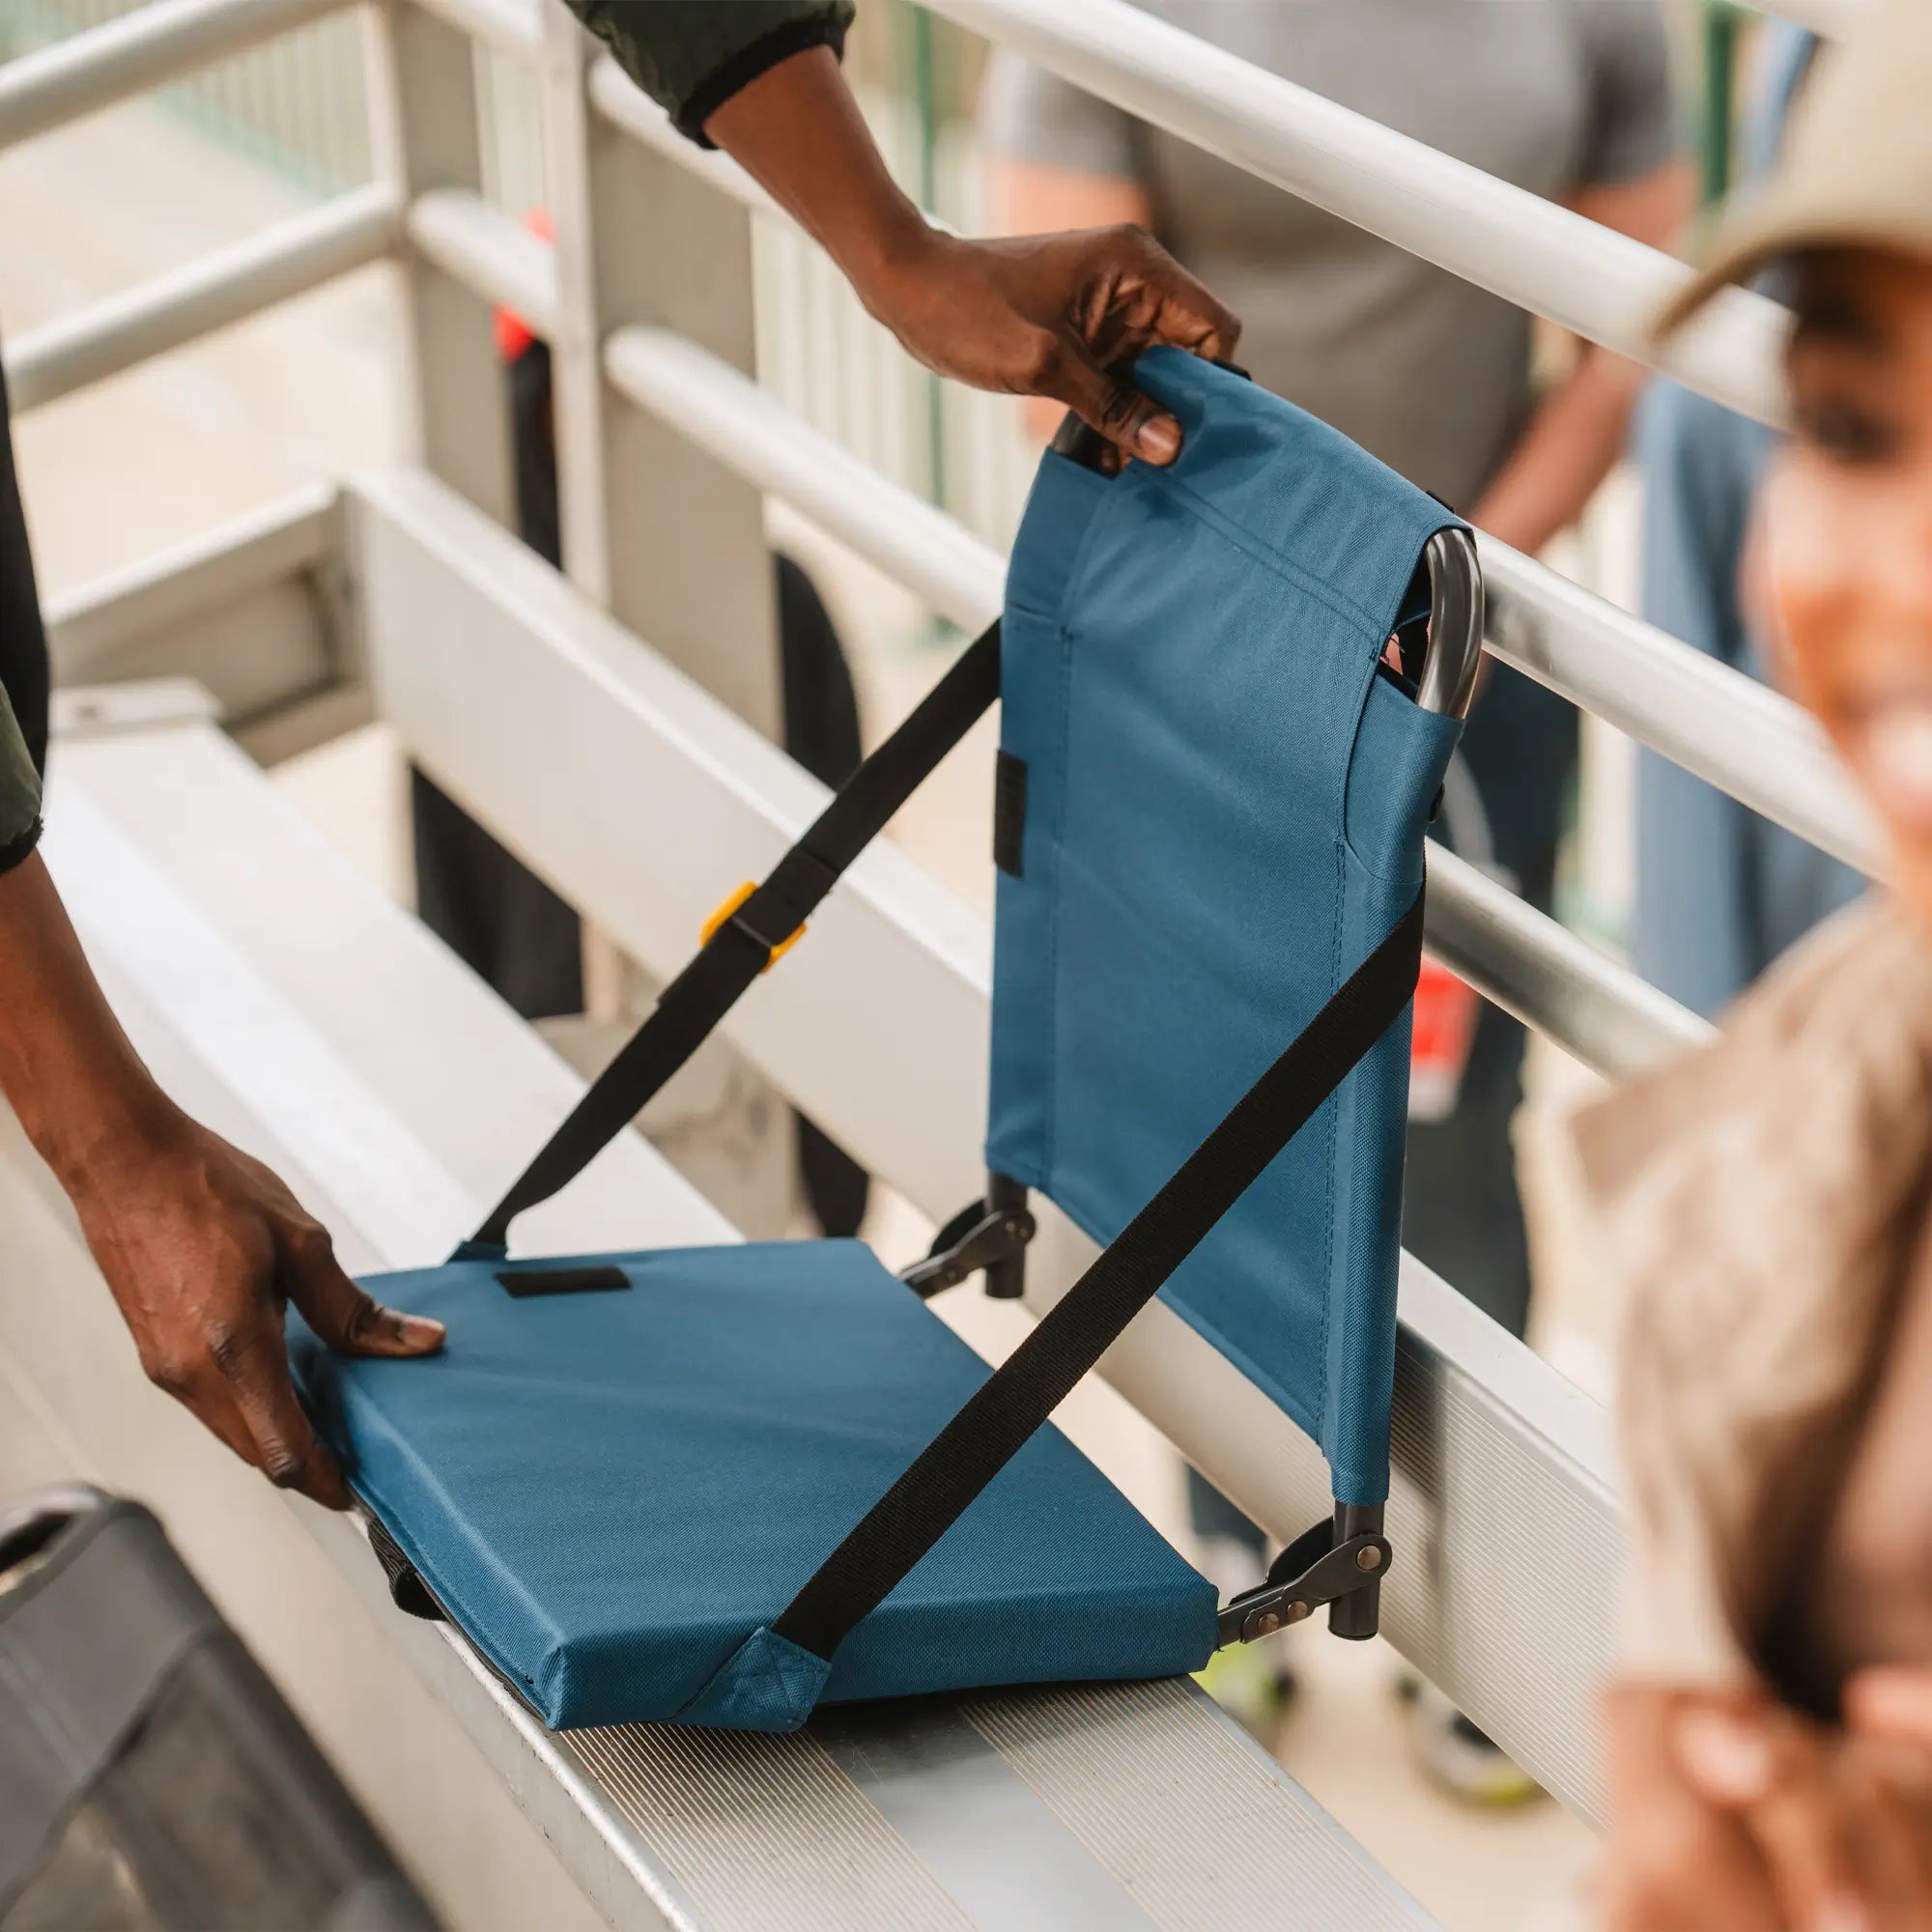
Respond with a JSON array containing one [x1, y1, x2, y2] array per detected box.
[[0, 685, 41, 874], [564, 1, 856, 144]]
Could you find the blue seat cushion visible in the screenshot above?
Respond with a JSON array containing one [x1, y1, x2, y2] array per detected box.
[[289, 1240, 1216, 1731]]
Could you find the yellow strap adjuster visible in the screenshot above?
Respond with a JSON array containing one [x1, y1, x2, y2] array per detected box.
[[700, 881, 805, 973]]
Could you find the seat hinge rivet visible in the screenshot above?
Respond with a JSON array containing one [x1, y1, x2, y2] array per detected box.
[[1285, 1600, 1311, 1624], [1255, 1611, 1281, 1636], [1356, 1545, 1383, 1573]]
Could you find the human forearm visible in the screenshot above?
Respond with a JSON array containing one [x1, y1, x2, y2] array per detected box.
[[1470, 345, 1646, 556], [0, 851, 178, 1187], [704, 49, 1236, 467], [0, 850, 443, 1506], [706, 46, 928, 313]]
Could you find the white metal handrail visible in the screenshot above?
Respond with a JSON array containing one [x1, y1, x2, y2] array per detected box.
[[1482, 545, 1879, 874], [6, 184, 401, 413], [586, 55, 781, 219], [406, 186, 560, 337], [923, 0, 1789, 428], [603, 323, 1712, 1081], [0, 0, 354, 153], [0, 0, 1864, 1086]]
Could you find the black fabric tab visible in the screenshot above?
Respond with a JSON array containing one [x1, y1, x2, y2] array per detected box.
[[365, 1520, 443, 1623], [497, 1264, 629, 1298], [772, 890, 1427, 1665], [993, 752, 1028, 877]]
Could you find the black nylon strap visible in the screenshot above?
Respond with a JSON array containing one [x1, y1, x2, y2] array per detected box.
[[771, 887, 1427, 1662], [464, 620, 1002, 1254]]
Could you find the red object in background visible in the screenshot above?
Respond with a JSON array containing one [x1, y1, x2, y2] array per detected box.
[[494, 209, 554, 363], [1410, 955, 1479, 1122]]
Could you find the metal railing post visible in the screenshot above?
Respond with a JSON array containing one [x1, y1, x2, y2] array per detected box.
[[533, 0, 610, 606], [360, 0, 514, 524], [544, 16, 781, 732]]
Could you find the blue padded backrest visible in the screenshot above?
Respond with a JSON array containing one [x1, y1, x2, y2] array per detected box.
[[986, 352, 1463, 1505]]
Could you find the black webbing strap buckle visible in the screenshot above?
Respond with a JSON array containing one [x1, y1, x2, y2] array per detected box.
[[1215, 1509, 1391, 1648], [700, 881, 806, 973]]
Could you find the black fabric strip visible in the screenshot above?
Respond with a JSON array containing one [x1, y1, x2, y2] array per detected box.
[[467, 622, 1002, 1252], [0, 815, 43, 877], [677, 16, 851, 147], [992, 752, 1027, 878], [772, 888, 1426, 1662]]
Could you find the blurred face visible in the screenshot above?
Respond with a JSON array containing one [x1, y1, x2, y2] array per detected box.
[[1764, 248, 1932, 924]]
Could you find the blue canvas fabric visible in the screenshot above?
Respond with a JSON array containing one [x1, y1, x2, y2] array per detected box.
[[986, 350, 1463, 1505], [289, 1241, 1215, 1731]]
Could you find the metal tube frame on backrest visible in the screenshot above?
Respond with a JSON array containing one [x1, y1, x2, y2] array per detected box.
[[1325, 523, 1484, 1638]]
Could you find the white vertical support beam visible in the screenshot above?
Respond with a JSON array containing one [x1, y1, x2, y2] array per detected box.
[[534, 3, 791, 1231], [362, 0, 514, 522], [534, 0, 612, 605], [549, 10, 781, 732]]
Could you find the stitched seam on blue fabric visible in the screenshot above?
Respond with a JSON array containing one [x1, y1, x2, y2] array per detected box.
[[1147, 469, 1399, 640], [334, 1422, 557, 1718], [1342, 689, 1459, 889], [672, 1633, 757, 1725], [760, 1641, 796, 1723], [355, 1490, 511, 1668], [1134, 483, 1395, 858], [1034, 479, 1118, 1196], [669, 1652, 725, 1725], [1042, 621, 1075, 1190], [1318, 838, 1344, 1474], [1009, 452, 1112, 619]]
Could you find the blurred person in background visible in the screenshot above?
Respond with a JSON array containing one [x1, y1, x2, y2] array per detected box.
[[983, 0, 1690, 1785], [1632, 20, 1865, 1021], [1577, 3, 1932, 1919]]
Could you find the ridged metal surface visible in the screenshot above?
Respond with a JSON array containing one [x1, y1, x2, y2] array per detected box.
[[964, 1681, 1435, 1932], [1381, 1328, 1622, 1826], [568, 1722, 973, 1932]]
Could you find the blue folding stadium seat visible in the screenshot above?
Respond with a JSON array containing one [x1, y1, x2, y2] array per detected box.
[[289, 351, 1478, 1733]]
